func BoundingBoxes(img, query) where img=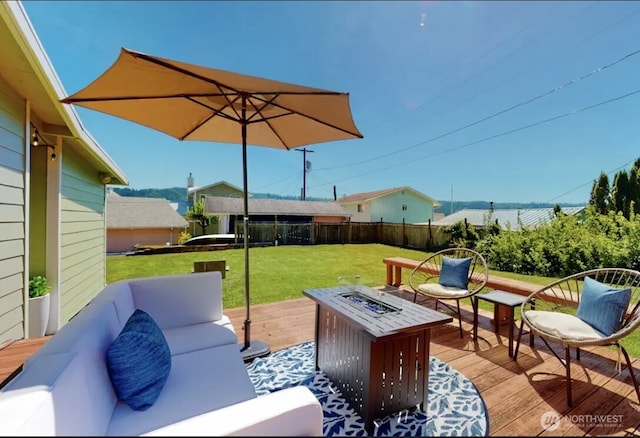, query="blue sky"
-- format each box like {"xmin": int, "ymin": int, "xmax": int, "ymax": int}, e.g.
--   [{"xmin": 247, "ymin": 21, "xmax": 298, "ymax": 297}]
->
[{"xmin": 22, "ymin": 1, "xmax": 640, "ymax": 204}]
